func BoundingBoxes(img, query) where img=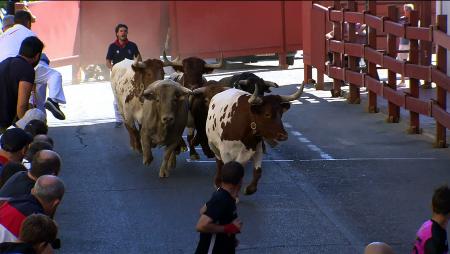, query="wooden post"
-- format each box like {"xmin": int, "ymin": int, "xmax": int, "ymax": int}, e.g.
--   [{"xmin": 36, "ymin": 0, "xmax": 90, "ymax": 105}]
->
[
  {"xmin": 386, "ymin": 5, "xmax": 400, "ymax": 122},
  {"xmin": 316, "ymin": 69, "xmax": 324, "ymax": 90},
  {"xmin": 419, "ymin": 1, "xmax": 433, "ymax": 89},
  {"xmin": 407, "ymin": 10, "xmax": 421, "ymax": 134},
  {"xmin": 347, "ymin": 0, "xmax": 360, "ymax": 104},
  {"xmin": 435, "ymin": 15, "xmax": 447, "ymax": 147},
  {"xmin": 331, "ymin": 0, "xmax": 343, "ymax": 97},
  {"xmin": 367, "ymin": 0, "xmax": 379, "ymax": 113}
]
